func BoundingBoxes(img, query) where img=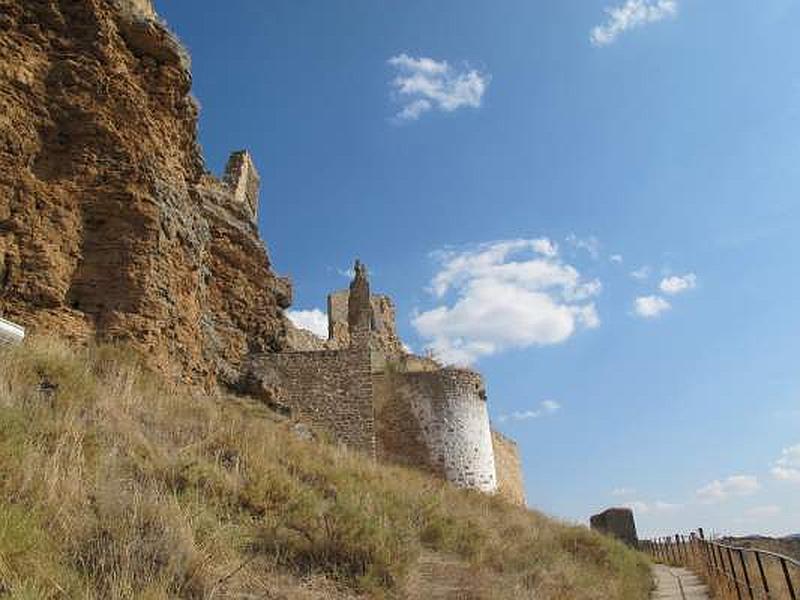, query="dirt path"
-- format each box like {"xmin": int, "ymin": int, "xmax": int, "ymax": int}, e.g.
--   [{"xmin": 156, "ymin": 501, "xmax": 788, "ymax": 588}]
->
[
  {"xmin": 652, "ymin": 564, "xmax": 710, "ymax": 599},
  {"xmin": 403, "ymin": 550, "xmax": 479, "ymax": 599}
]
